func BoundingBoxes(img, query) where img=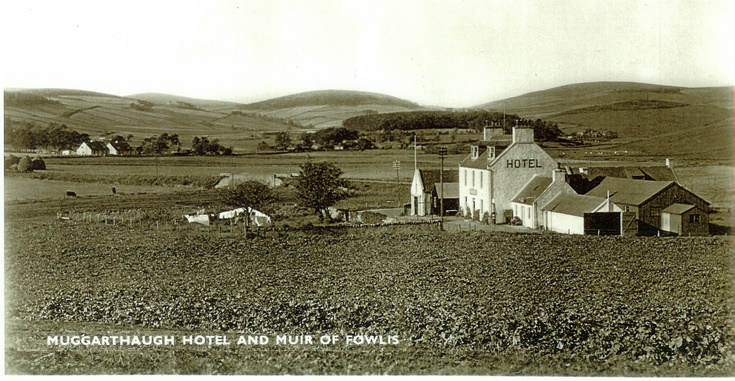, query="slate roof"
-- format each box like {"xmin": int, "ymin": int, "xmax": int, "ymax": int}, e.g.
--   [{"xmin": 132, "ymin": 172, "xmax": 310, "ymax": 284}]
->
[
  {"xmin": 433, "ymin": 182, "xmax": 460, "ymax": 199},
  {"xmin": 418, "ymin": 169, "xmax": 458, "ymax": 192},
  {"xmin": 84, "ymin": 141, "xmax": 109, "ymax": 151},
  {"xmin": 542, "ymin": 194, "xmax": 608, "ymax": 217},
  {"xmin": 511, "ymin": 176, "xmax": 553, "ymax": 205},
  {"xmin": 479, "ymin": 135, "xmax": 513, "ymax": 147},
  {"xmin": 109, "ymin": 141, "xmax": 133, "ymax": 151},
  {"xmin": 586, "ymin": 177, "xmax": 674, "ymax": 206},
  {"xmin": 459, "ymin": 149, "xmax": 491, "ymax": 169},
  {"xmin": 662, "ymin": 203, "xmax": 696, "ymax": 215},
  {"xmin": 571, "ymin": 165, "xmax": 677, "ymax": 182}
]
